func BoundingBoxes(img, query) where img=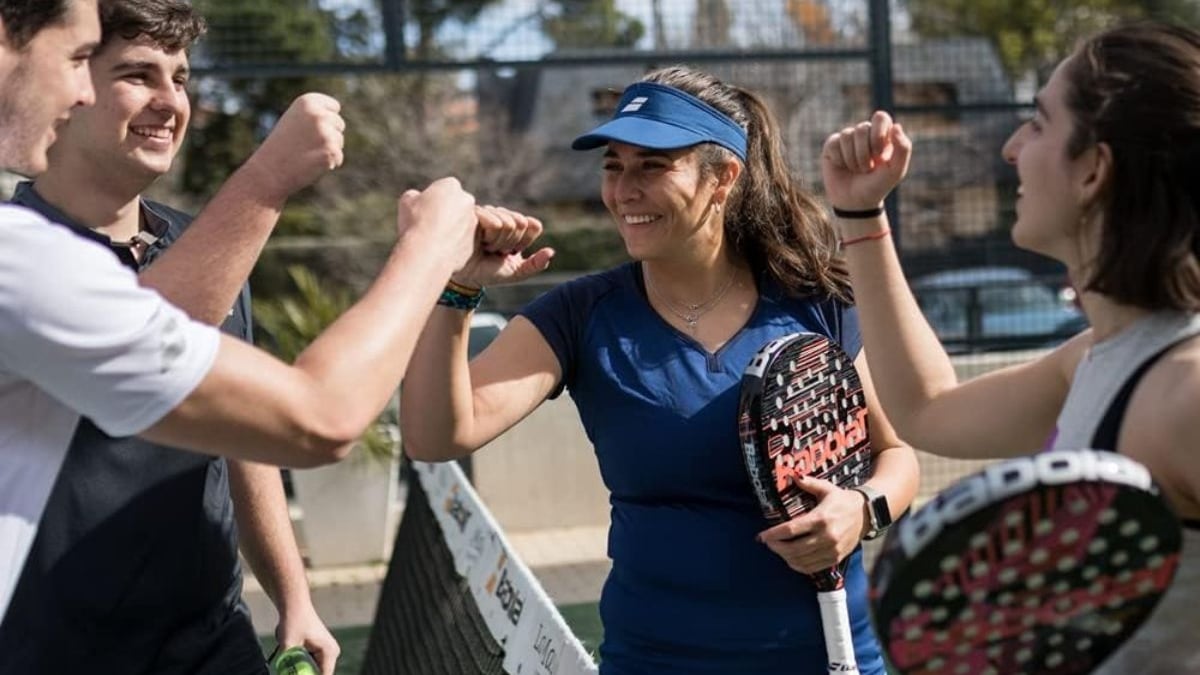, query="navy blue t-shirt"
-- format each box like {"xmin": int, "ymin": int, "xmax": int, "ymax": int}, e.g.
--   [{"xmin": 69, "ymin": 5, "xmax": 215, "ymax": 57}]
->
[{"xmin": 521, "ymin": 262, "xmax": 885, "ymax": 675}]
